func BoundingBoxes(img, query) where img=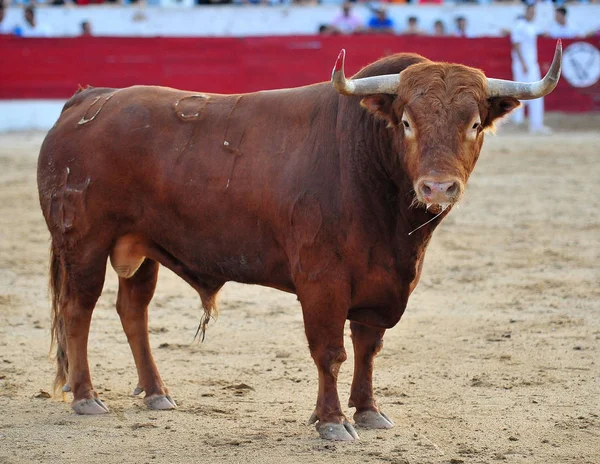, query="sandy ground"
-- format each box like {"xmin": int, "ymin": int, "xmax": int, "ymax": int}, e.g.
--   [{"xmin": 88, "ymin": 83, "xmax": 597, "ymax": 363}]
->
[{"xmin": 0, "ymin": 114, "xmax": 599, "ymax": 464}]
